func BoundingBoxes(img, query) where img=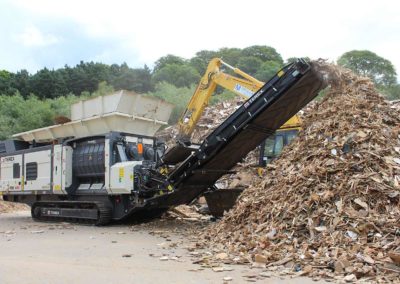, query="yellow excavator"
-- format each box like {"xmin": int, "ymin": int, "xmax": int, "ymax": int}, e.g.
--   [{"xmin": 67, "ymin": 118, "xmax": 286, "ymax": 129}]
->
[{"xmin": 178, "ymin": 58, "xmax": 302, "ymax": 167}]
